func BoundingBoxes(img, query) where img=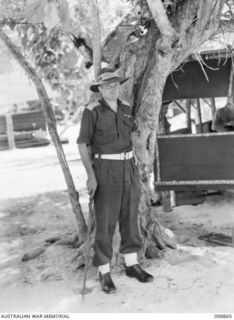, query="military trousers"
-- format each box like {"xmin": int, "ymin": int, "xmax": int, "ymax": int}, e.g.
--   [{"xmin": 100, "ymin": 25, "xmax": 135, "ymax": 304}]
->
[{"xmin": 92, "ymin": 157, "xmax": 142, "ymax": 267}]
